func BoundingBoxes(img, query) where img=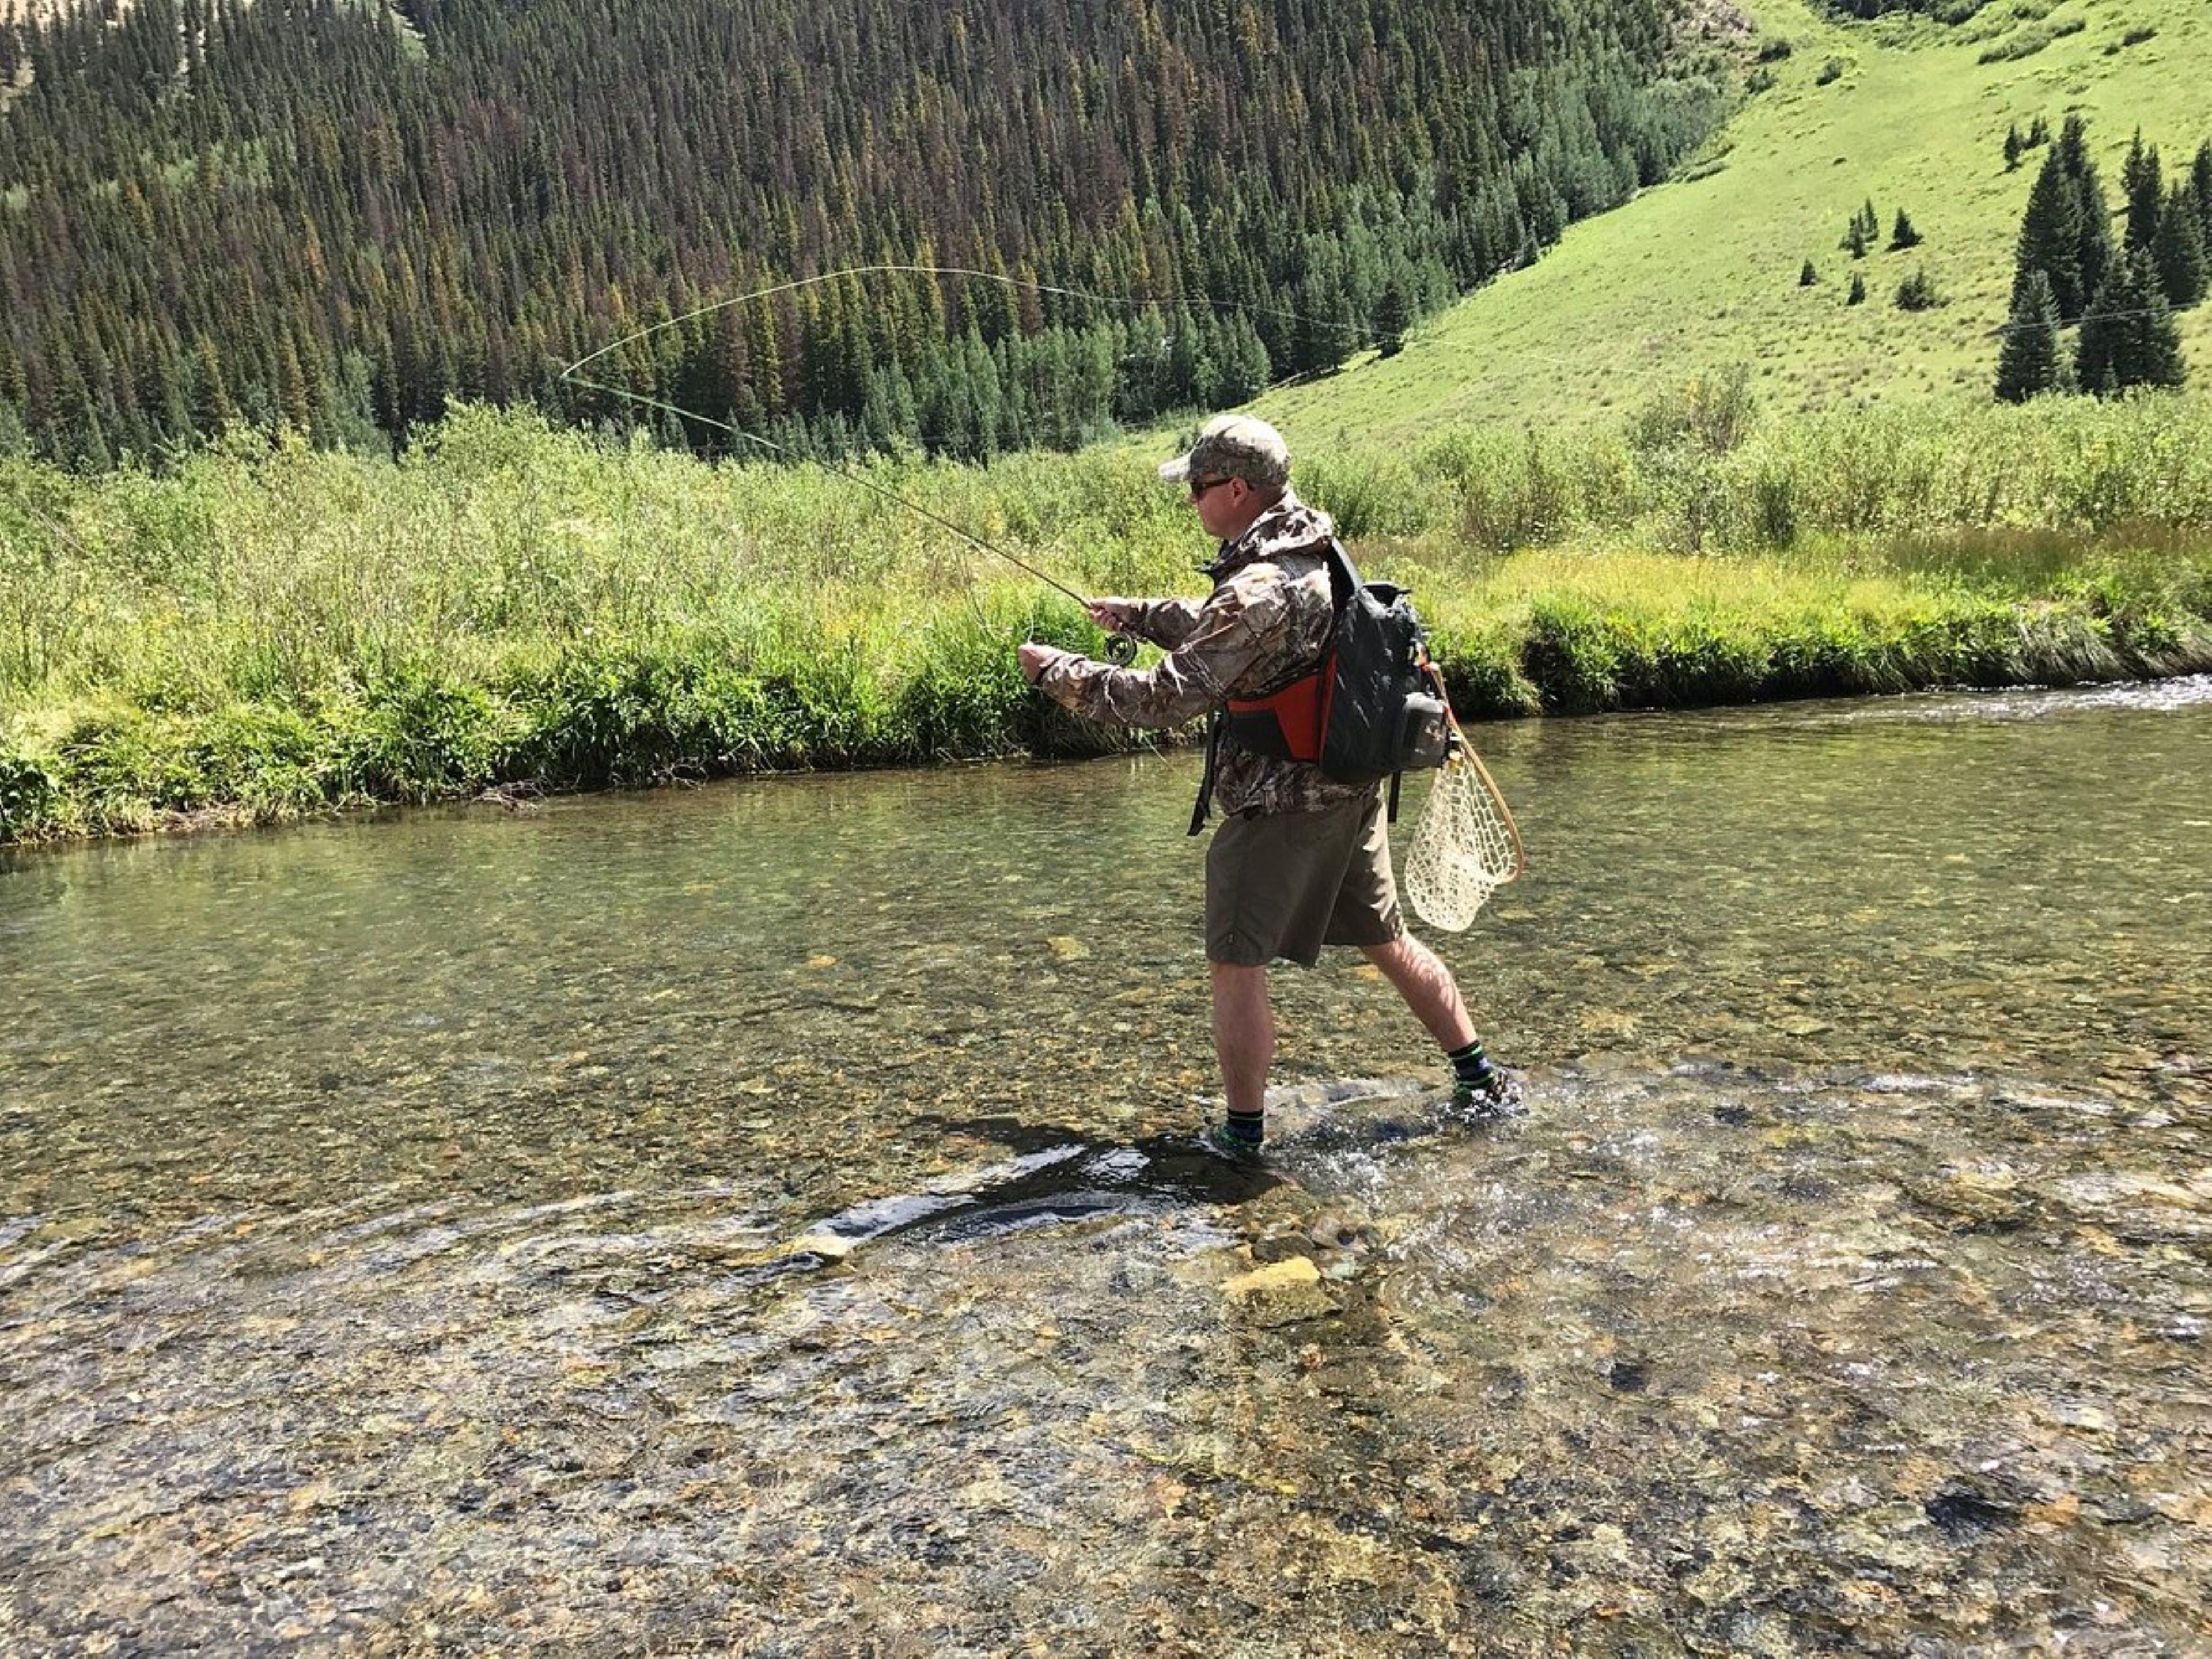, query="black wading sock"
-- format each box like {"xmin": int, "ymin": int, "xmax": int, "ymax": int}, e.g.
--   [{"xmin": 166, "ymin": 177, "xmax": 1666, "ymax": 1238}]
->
[
  {"xmin": 1446, "ymin": 1039, "xmax": 1495, "ymax": 1086},
  {"xmin": 1223, "ymin": 1108, "xmax": 1266, "ymax": 1147},
  {"xmin": 1448, "ymin": 1038, "xmax": 1523, "ymax": 1112}
]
